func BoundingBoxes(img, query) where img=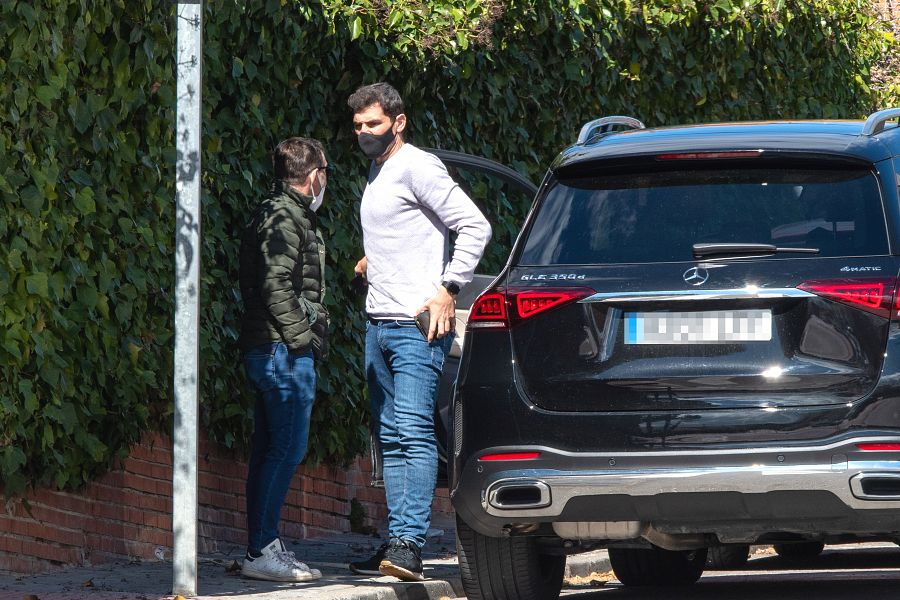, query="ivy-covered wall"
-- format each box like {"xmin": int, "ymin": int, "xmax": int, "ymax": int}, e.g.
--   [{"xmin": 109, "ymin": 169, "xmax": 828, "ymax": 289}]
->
[{"xmin": 1, "ymin": 0, "xmax": 896, "ymax": 497}]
